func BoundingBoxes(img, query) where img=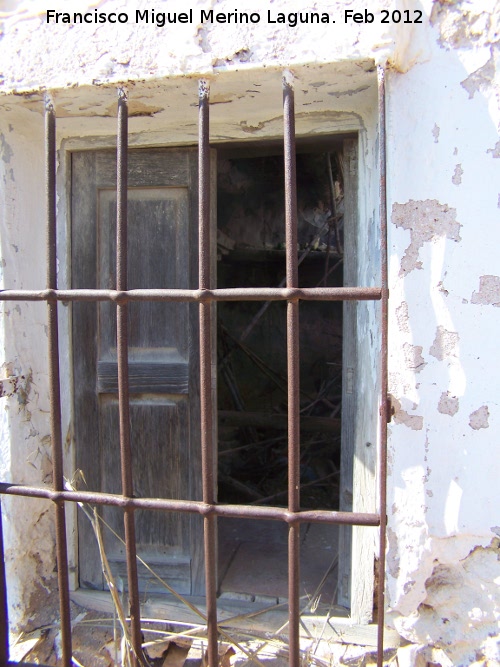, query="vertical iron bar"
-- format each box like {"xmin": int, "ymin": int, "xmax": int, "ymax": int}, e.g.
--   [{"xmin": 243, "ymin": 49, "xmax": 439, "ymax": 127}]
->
[
  {"xmin": 0, "ymin": 499, "xmax": 9, "ymax": 663},
  {"xmin": 377, "ymin": 65, "xmax": 388, "ymax": 666},
  {"xmin": 283, "ymin": 73, "xmax": 301, "ymax": 667},
  {"xmin": 198, "ymin": 79, "xmax": 218, "ymax": 667},
  {"xmin": 116, "ymin": 89, "xmax": 143, "ymax": 667},
  {"xmin": 45, "ymin": 97, "xmax": 72, "ymax": 667}
]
